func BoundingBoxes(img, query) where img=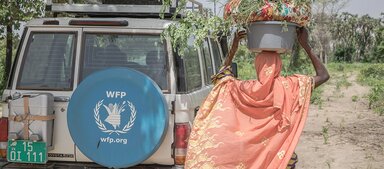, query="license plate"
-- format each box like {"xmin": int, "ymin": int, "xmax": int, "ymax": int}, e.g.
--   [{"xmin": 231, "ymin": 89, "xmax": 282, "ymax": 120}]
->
[{"xmin": 7, "ymin": 140, "xmax": 47, "ymax": 164}]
